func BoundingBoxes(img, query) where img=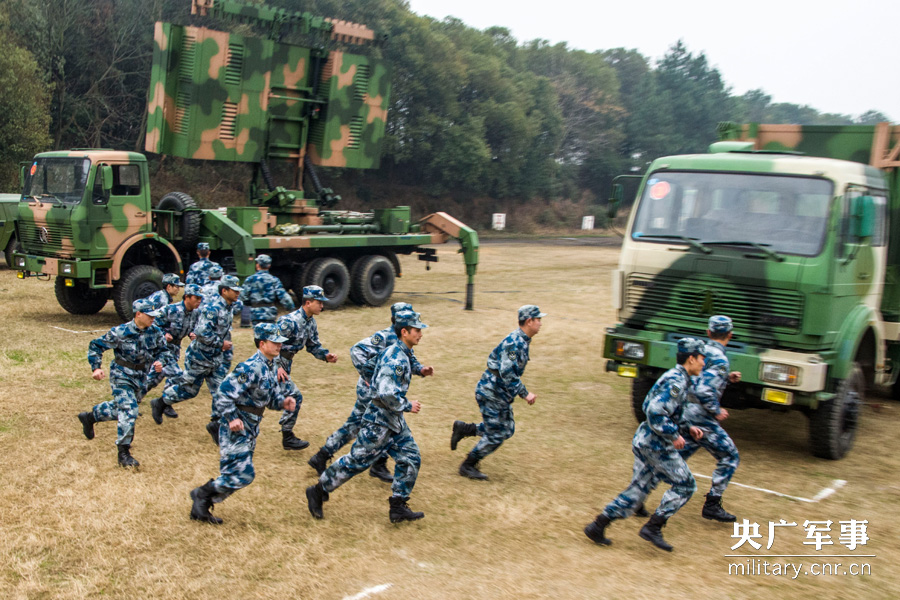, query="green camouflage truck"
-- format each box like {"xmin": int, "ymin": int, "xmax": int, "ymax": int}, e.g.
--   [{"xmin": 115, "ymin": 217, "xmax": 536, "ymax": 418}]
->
[
  {"xmin": 603, "ymin": 122, "xmax": 900, "ymax": 459},
  {"xmin": 11, "ymin": 0, "xmax": 478, "ymax": 320},
  {"xmin": 0, "ymin": 193, "xmax": 20, "ymax": 267}
]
